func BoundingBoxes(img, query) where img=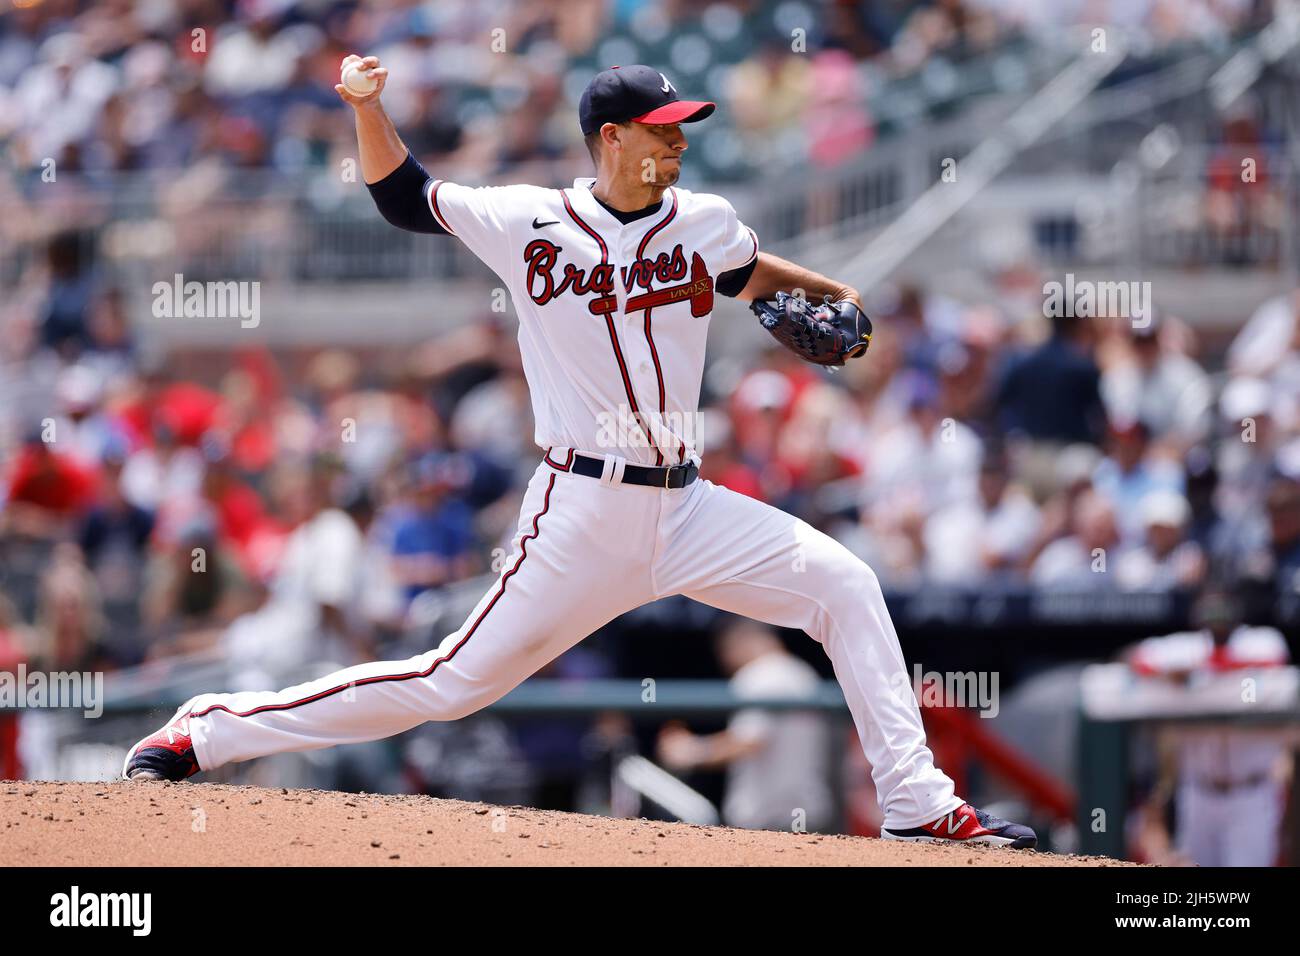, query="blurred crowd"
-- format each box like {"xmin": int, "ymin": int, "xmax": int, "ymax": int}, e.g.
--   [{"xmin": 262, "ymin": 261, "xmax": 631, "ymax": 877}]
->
[
  {"xmin": 0, "ymin": 297, "xmax": 535, "ymax": 681},
  {"xmin": 715, "ymin": 282, "xmax": 1300, "ymax": 599},
  {"xmin": 0, "ymin": 0, "xmax": 1281, "ymax": 189}
]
